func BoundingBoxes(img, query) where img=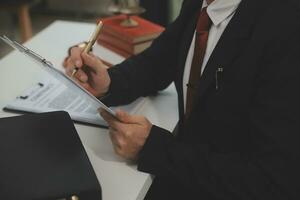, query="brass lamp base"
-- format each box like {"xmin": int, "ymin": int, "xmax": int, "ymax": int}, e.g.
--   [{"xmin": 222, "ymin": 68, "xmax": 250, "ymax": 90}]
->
[
  {"xmin": 108, "ymin": 1, "xmax": 146, "ymax": 27},
  {"xmin": 120, "ymin": 16, "xmax": 139, "ymax": 27}
]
